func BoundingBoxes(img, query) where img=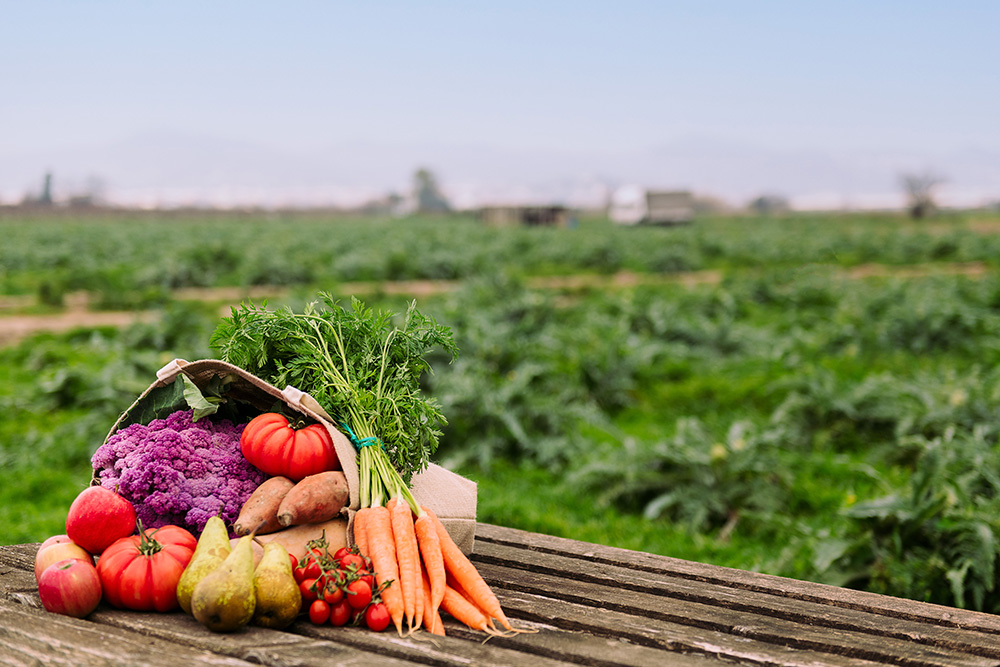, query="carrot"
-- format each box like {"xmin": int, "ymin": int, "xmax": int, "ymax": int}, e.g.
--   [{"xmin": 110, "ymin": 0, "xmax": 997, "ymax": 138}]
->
[
  {"xmin": 366, "ymin": 505, "xmax": 404, "ymax": 635},
  {"xmin": 421, "ymin": 564, "xmax": 445, "ymax": 636},
  {"xmin": 353, "ymin": 507, "xmax": 371, "ymax": 559},
  {"xmin": 390, "ymin": 496, "xmax": 419, "ymax": 632},
  {"xmin": 426, "ymin": 508, "xmax": 513, "ymax": 632},
  {"xmin": 415, "ymin": 510, "xmax": 445, "ymax": 619},
  {"xmin": 440, "ymin": 584, "xmax": 498, "ymax": 635}
]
